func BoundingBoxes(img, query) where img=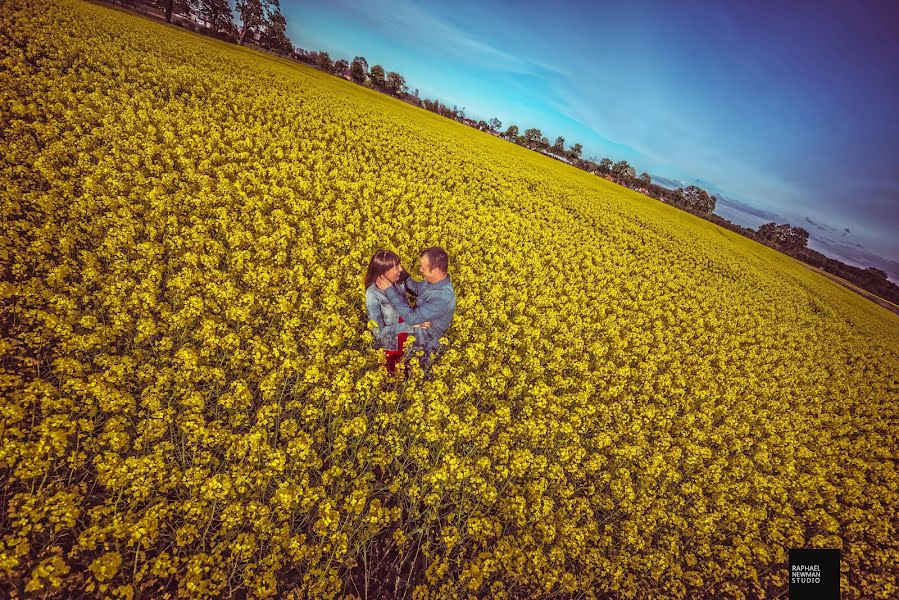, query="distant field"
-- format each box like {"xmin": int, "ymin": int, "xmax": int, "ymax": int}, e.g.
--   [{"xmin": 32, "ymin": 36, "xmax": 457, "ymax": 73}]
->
[
  {"xmin": 2, "ymin": 0, "xmax": 898, "ymax": 598},
  {"xmin": 799, "ymin": 262, "xmax": 899, "ymax": 315}
]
